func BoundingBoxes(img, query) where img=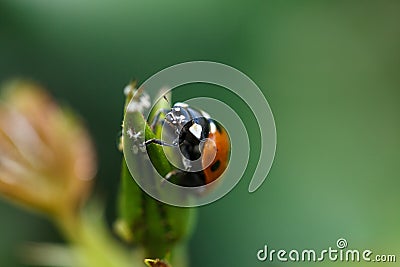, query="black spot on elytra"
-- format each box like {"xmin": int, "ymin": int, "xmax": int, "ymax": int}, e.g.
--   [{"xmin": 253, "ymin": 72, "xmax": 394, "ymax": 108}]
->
[{"xmin": 210, "ymin": 160, "xmax": 221, "ymax": 172}]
